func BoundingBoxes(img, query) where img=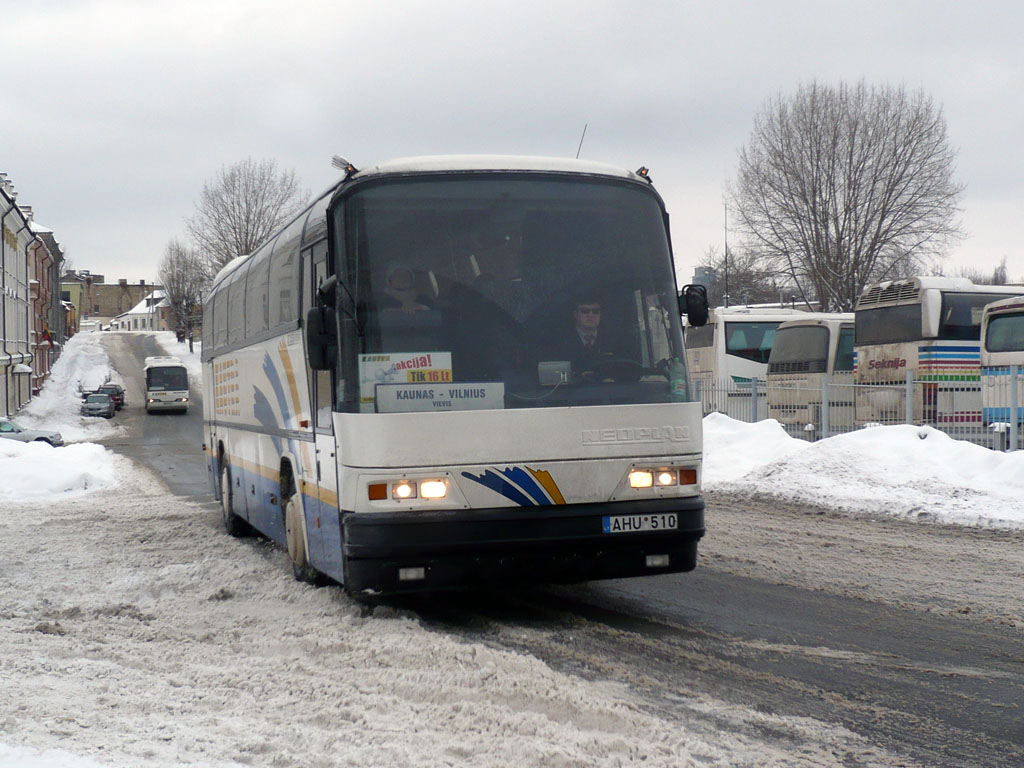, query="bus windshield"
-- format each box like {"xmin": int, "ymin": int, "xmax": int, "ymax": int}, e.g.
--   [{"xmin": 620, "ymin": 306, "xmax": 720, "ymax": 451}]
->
[
  {"xmin": 940, "ymin": 292, "xmax": 1021, "ymax": 340},
  {"xmin": 855, "ymin": 304, "xmax": 922, "ymax": 345},
  {"xmin": 147, "ymin": 366, "xmax": 188, "ymax": 391},
  {"xmin": 334, "ymin": 175, "xmax": 688, "ymax": 412},
  {"xmin": 986, "ymin": 311, "xmax": 1024, "ymax": 353},
  {"xmin": 769, "ymin": 326, "xmax": 829, "ymax": 371},
  {"xmin": 724, "ymin": 321, "xmax": 780, "ymax": 364}
]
